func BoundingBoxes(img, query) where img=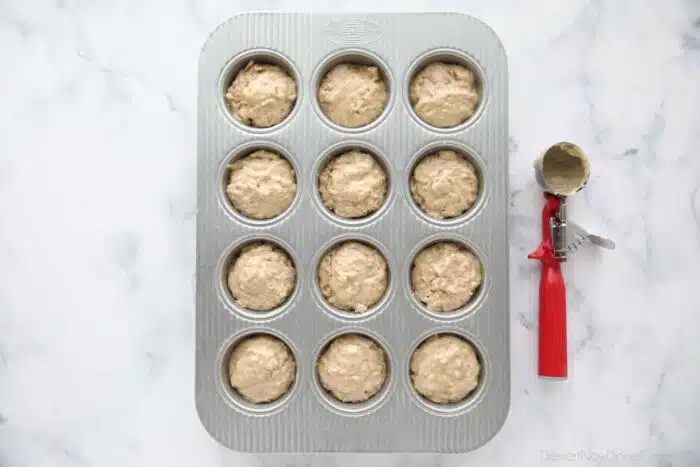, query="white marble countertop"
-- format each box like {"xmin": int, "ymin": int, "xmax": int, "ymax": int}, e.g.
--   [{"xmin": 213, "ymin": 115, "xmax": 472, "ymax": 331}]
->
[{"xmin": 1, "ymin": 1, "xmax": 700, "ymax": 466}]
